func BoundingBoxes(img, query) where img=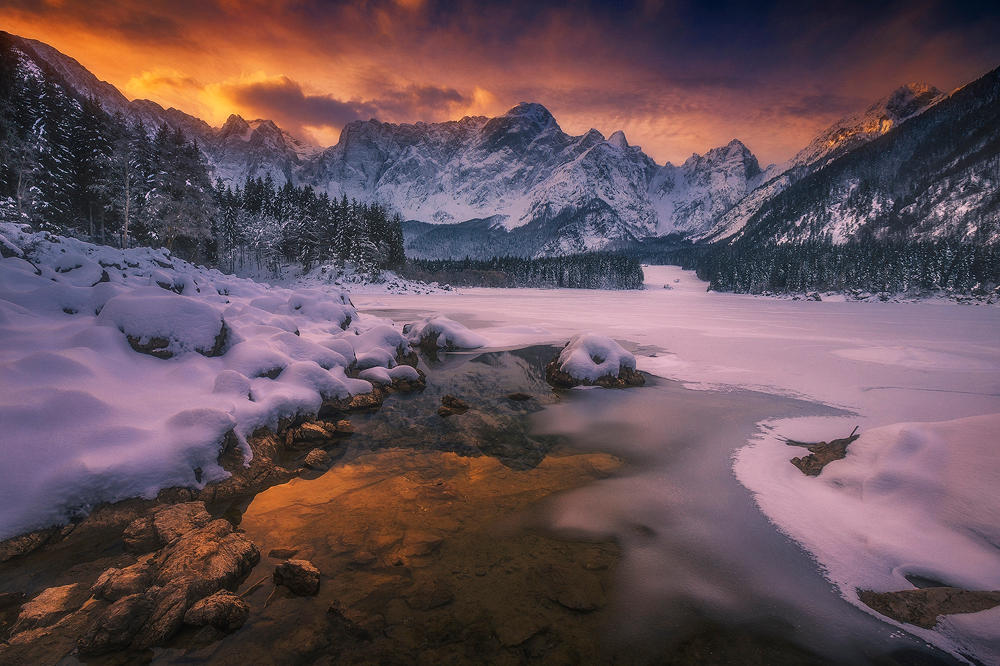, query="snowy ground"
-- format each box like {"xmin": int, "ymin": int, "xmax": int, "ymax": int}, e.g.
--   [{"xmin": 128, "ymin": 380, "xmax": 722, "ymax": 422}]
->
[
  {"xmin": 3, "ymin": 227, "xmax": 998, "ymax": 661},
  {"xmin": 353, "ymin": 265, "xmax": 1000, "ymax": 662}
]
